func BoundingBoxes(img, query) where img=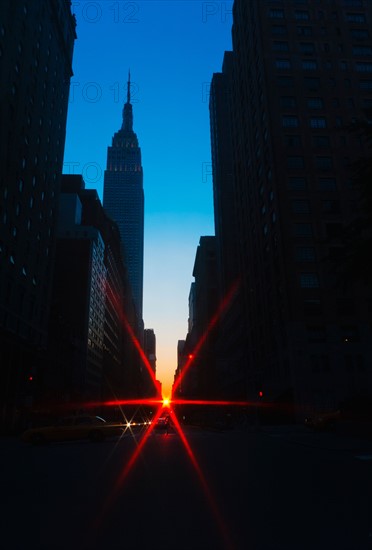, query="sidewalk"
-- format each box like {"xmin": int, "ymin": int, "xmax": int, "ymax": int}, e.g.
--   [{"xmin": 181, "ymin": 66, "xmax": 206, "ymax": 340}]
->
[{"xmin": 261, "ymin": 423, "xmax": 372, "ymax": 453}]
